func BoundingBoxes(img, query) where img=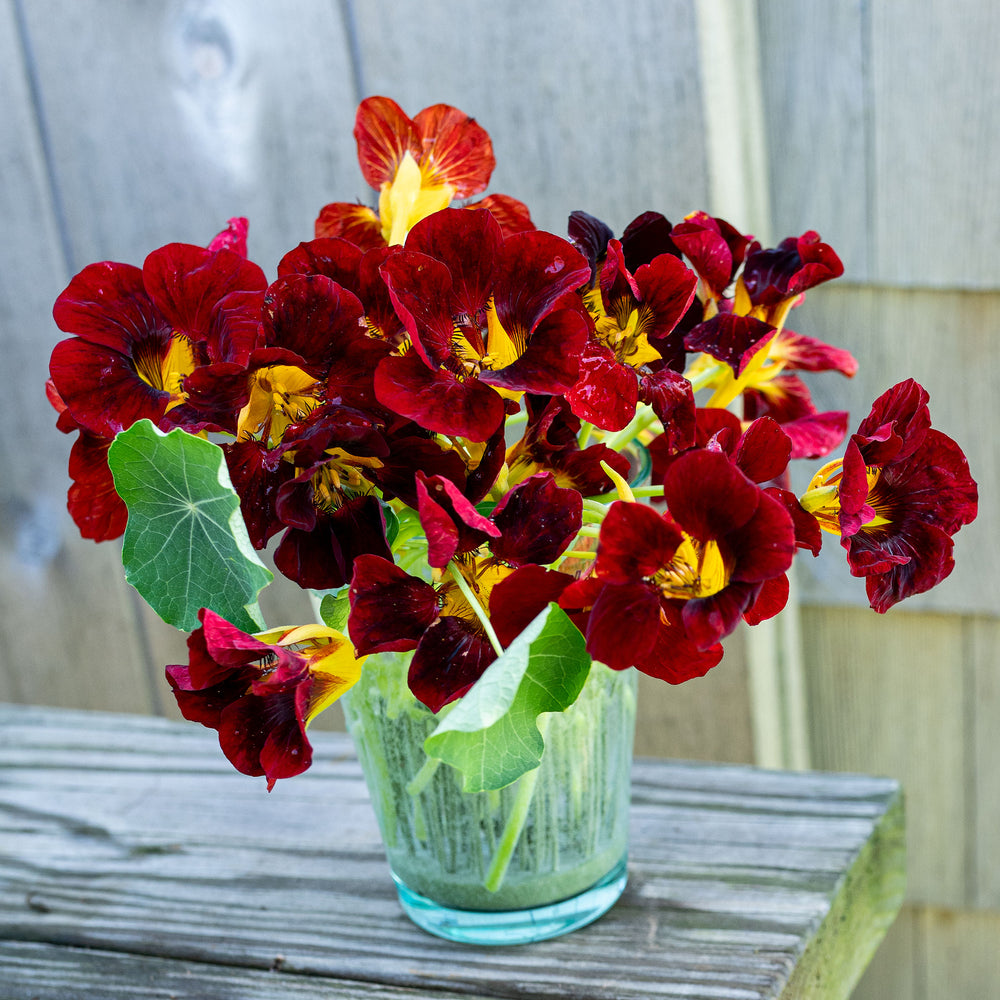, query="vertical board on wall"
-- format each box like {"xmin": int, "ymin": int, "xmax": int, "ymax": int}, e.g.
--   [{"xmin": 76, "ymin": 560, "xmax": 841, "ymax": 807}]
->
[
  {"xmin": 0, "ymin": 0, "xmax": 157, "ymax": 712},
  {"xmin": 802, "ymin": 606, "xmax": 967, "ymax": 907},
  {"xmin": 969, "ymin": 615, "xmax": 1000, "ymax": 909},
  {"xmin": 871, "ymin": 0, "xmax": 1000, "ymax": 289},
  {"xmin": 4, "ymin": 0, "xmax": 360, "ymax": 709},
  {"xmin": 349, "ymin": 0, "xmax": 711, "ymax": 236},
  {"xmin": 20, "ymin": 0, "xmax": 362, "ymax": 272},
  {"xmin": 756, "ymin": 0, "xmax": 869, "ymax": 281}
]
